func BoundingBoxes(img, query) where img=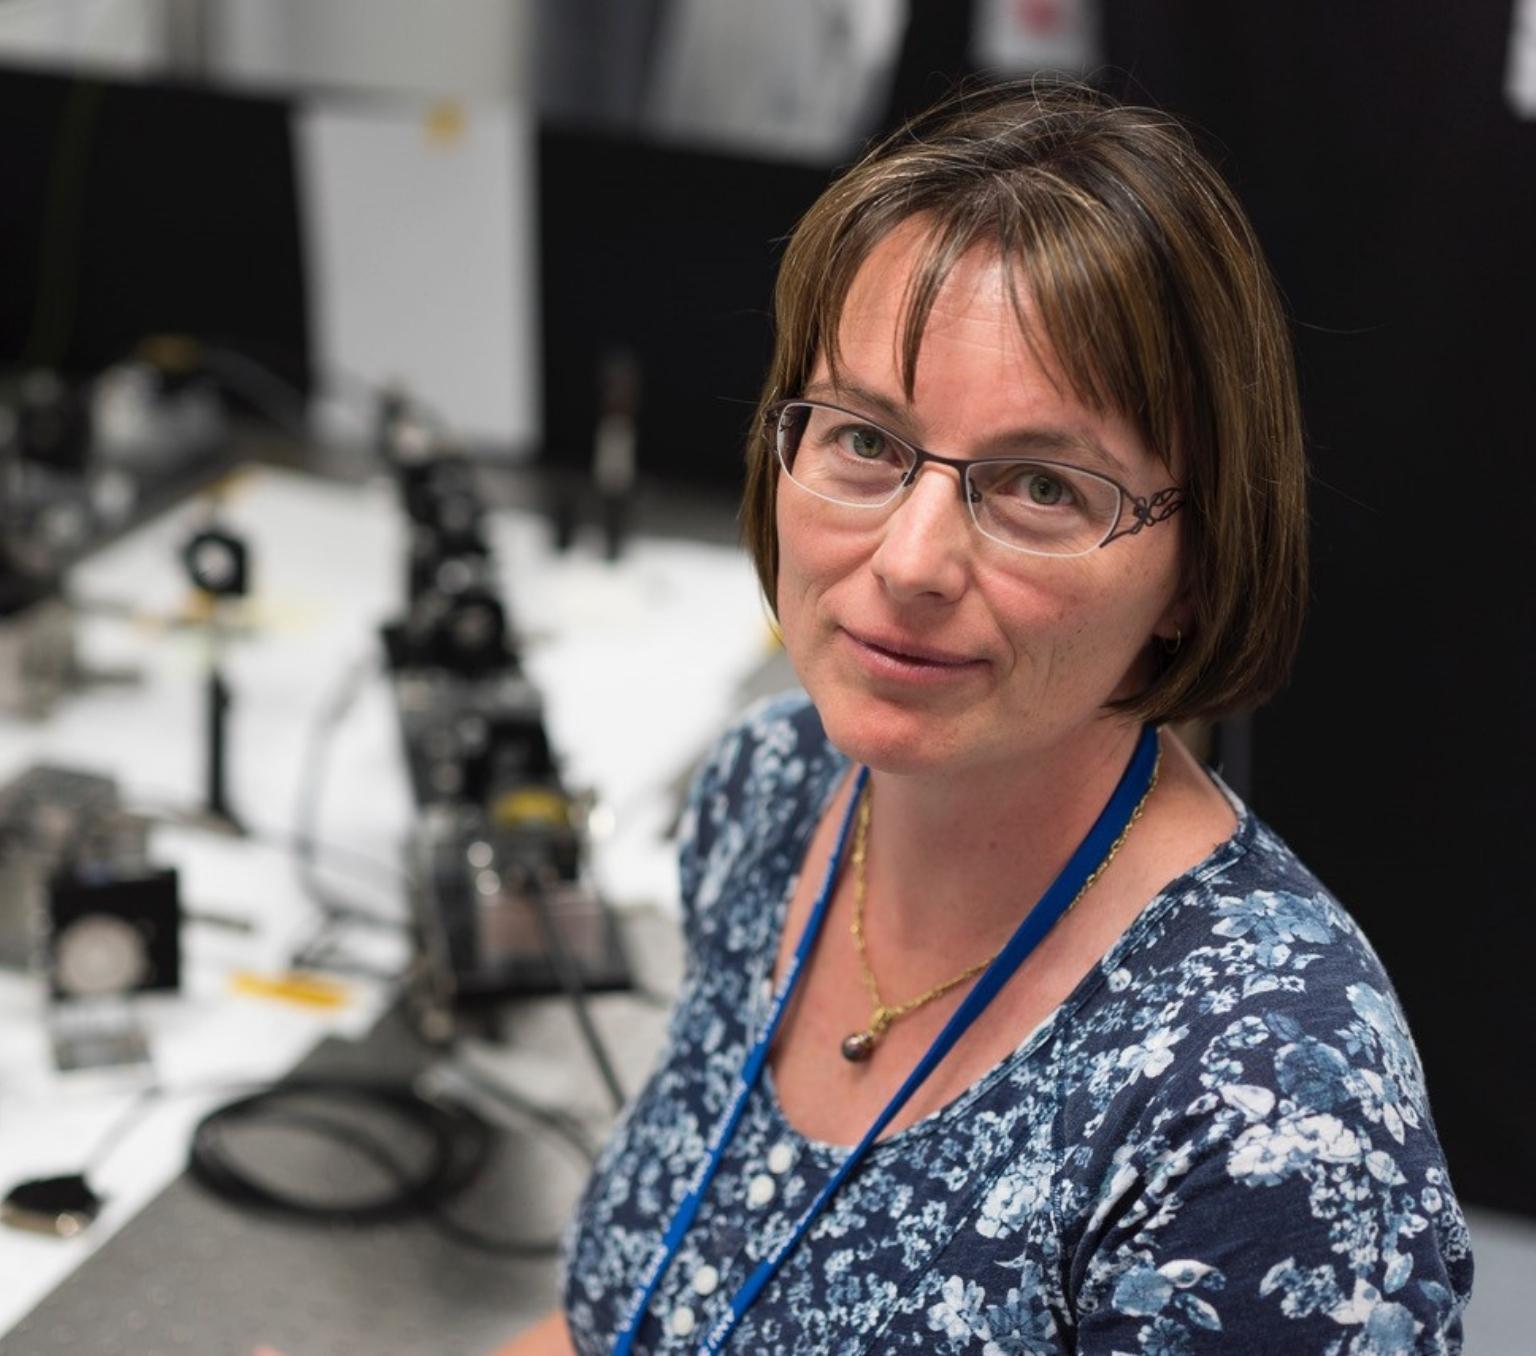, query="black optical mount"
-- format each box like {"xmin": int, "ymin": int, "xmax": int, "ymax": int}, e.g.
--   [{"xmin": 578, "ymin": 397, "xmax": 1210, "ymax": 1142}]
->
[{"xmin": 179, "ymin": 520, "xmax": 251, "ymax": 832}]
